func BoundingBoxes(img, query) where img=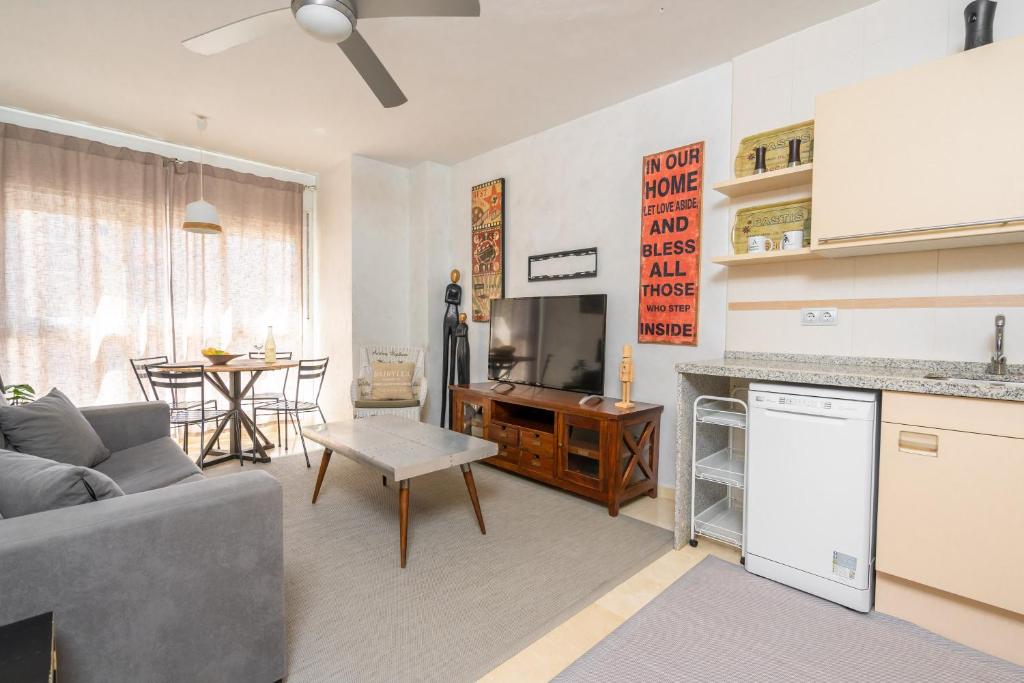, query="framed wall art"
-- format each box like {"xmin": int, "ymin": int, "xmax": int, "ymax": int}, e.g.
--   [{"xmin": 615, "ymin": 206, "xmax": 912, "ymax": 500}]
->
[
  {"xmin": 638, "ymin": 141, "xmax": 704, "ymax": 346},
  {"xmin": 471, "ymin": 177, "xmax": 505, "ymax": 321}
]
